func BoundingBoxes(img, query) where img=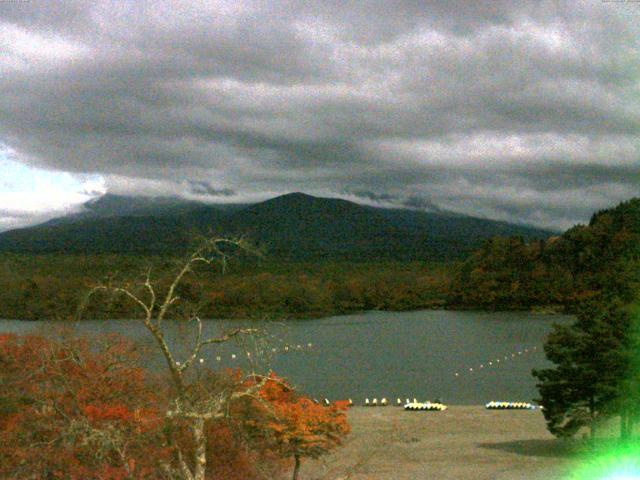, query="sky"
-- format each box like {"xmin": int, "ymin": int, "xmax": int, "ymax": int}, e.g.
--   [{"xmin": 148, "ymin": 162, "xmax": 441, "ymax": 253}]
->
[{"xmin": 0, "ymin": 0, "xmax": 639, "ymax": 232}]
